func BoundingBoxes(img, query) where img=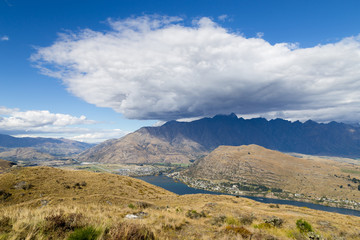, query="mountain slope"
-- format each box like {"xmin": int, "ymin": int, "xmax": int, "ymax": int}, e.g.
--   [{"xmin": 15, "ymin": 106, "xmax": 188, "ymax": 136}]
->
[
  {"xmin": 0, "ymin": 134, "xmax": 93, "ymax": 156},
  {"xmin": 79, "ymin": 114, "xmax": 360, "ymax": 164},
  {"xmin": 145, "ymin": 114, "xmax": 360, "ymax": 157},
  {"xmin": 0, "ymin": 166, "xmax": 175, "ymax": 207},
  {"xmin": 0, "ymin": 147, "xmax": 56, "ymax": 161},
  {"xmin": 181, "ymin": 145, "xmax": 360, "ymax": 208},
  {"xmin": 78, "ymin": 128, "xmax": 207, "ymax": 163}
]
